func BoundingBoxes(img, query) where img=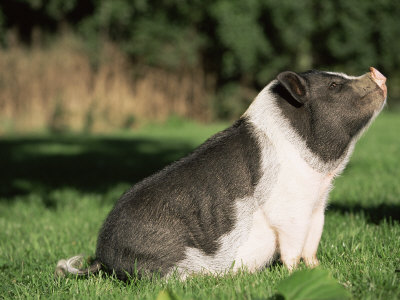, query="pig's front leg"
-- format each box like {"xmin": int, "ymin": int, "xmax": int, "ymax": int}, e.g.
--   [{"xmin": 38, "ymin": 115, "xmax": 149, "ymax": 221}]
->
[
  {"xmin": 301, "ymin": 184, "xmax": 330, "ymax": 268},
  {"xmin": 301, "ymin": 203, "xmax": 325, "ymax": 268},
  {"xmin": 277, "ymin": 216, "xmax": 310, "ymax": 271}
]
